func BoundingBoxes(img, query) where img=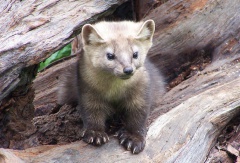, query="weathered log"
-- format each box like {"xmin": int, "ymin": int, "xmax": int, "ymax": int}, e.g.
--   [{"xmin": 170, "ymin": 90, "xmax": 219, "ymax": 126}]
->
[
  {"xmin": 0, "ymin": 0, "xmax": 127, "ymax": 101},
  {"xmin": 33, "ymin": 56, "xmax": 78, "ymax": 116},
  {"xmin": 1, "ymin": 56, "xmax": 240, "ymax": 162},
  {"xmin": 134, "ymin": 0, "xmax": 167, "ymax": 20},
  {"xmin": 146, "ymin": 0, "xmax": 240, "ymax": 82},
  {"xmin": 0, "ymin": 0, "xmax": 240, "ymax": 162},
  {"xmin": 0, "ymin": 0, "xmax": 128, "ymax": 150}
]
